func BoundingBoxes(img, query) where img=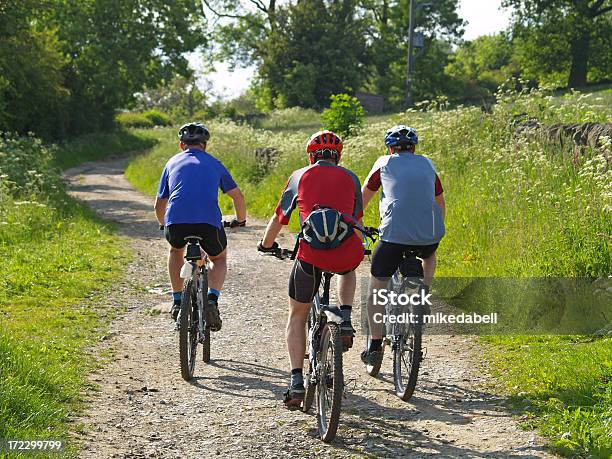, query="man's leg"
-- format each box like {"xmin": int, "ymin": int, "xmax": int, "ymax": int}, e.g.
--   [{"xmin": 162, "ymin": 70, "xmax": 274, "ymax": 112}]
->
[
  {"xmin": 207, "ymin": 250, "xmax": 227, "ymax": 292},
  {"xmin": 366, "ymin": 275, "xmax": 389, "ymax": 340},
  {"xmin": 168, "ymin": 246, "xmax": 185, "ymax": 293},
  {"xmin": 337, "ymin": 270, "xmax": 356, "ymax": 305},
  {"xmin": 338, "ymin": 271, "xmax": 357, "ymax": 349},
  {"xmin": 284, "ymin": 260, "xmax": 319, "ymax": 407},
  {"xmin": 205, "ymin": 250, "xmax": 227, "ymax": 332},
  {"xmin": 285, "ymin": 298, "xmax": 310, "ymax": 407},
  {"xmin": 422, "ymin": 251, "xmax": 436, "ymax": 288},
  {"xmin": 362, "ymin": 241, "xmax": 402, "ymax": 365},
  {"xmin": 286, "ymin": 298, "xmax": 311, "ymax": 371},
  {"xmin": 168, "ymin": 246, "xmax": 185, "ymax": 319}
]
